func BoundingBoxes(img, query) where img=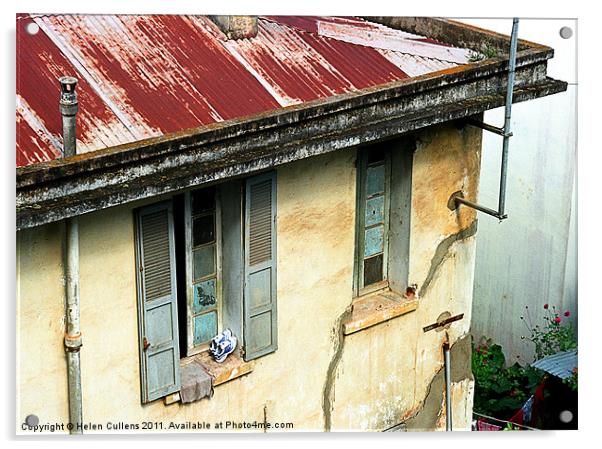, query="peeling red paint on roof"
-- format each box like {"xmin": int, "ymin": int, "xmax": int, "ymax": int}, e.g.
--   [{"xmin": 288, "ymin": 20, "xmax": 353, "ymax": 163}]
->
[
  {"xmin": 225, "ymin": 19, "xmax": 410, "ymax": 106},
  {"xmin": 16, "ymin": 14, "xmax": 135, "ymax": 164},
  {"xmin": 16, "ymin": 14, "xmax": 471, "ymax": 168}
]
